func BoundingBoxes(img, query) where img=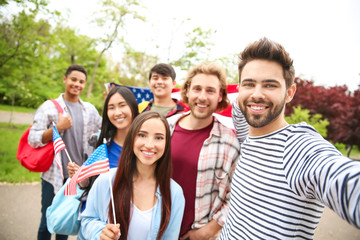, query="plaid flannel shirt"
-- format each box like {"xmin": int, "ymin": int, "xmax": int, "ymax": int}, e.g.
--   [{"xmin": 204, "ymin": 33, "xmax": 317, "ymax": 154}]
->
[
  {"xmin": 28, "ymin": 93, "xmax": 102, "ymax": 194},
  {"xmin": 167, "ymin": 112, "xmax": 241, "ymax": 231}
]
